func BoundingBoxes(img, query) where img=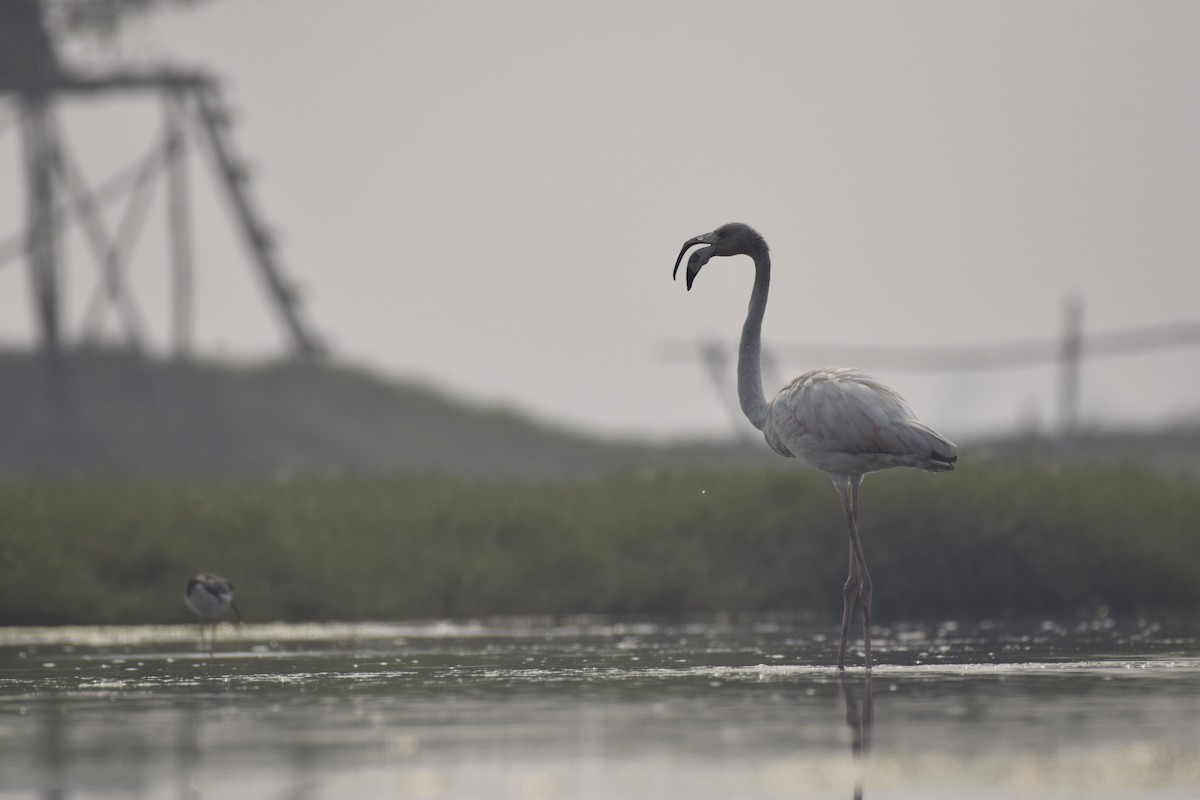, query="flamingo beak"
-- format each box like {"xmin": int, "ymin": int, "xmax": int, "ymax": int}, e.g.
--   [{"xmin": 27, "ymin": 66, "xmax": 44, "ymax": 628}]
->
[{"xmin": 673, "ymin": 233, "xmax": 715, "ymax": 291}]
